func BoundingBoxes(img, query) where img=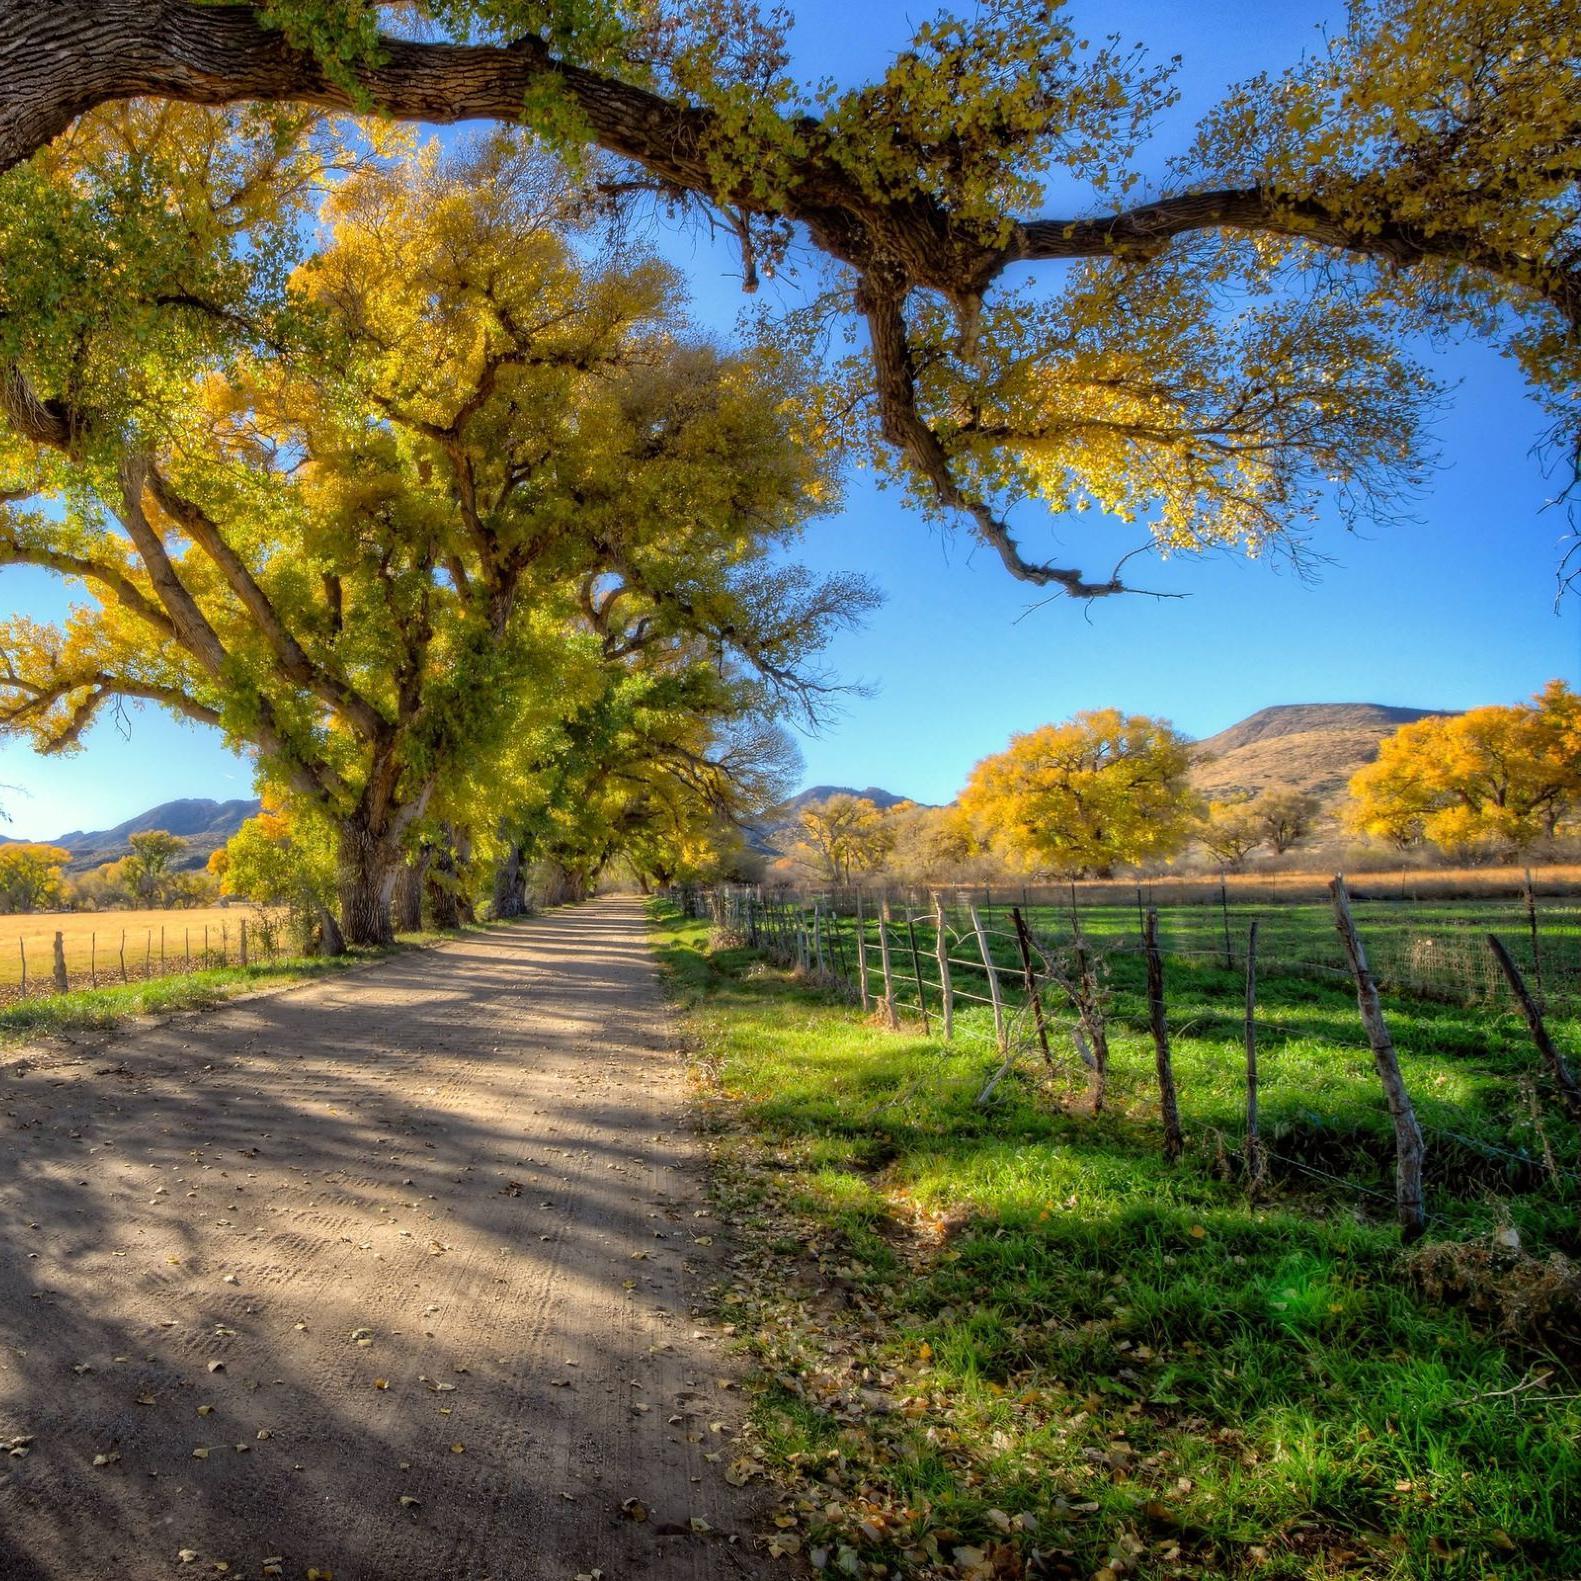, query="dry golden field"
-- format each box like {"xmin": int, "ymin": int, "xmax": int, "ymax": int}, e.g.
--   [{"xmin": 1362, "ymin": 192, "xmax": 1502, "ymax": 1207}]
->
[
  {"xmin": 925, "ymin": 863, "xmax": 1581, "ymax": 909},
  {"xmin": 0, "ymin": 905, "xmax": 259, "ymax": 989}
]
